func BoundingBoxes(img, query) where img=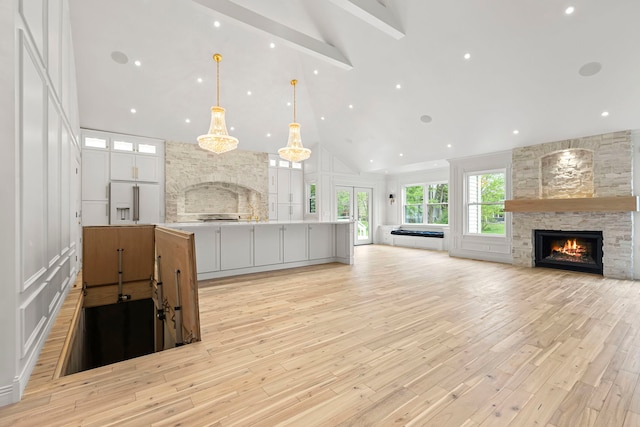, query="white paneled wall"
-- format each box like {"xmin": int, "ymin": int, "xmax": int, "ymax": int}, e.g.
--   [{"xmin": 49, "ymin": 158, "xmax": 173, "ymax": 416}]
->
[{"xmin": 0, "ymin": 0, "xmax": 81, "ymax": 406}]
